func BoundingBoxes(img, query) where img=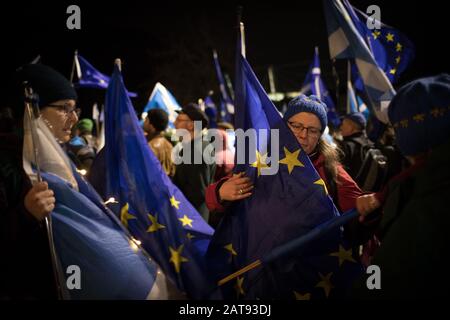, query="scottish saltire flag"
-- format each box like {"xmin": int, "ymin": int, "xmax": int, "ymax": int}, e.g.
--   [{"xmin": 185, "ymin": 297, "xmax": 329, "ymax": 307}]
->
[
  {"xmin": 23, "ymin": 114, "xmax": 161, "ymax": 299},
  {"xmin": 342, "ymin": 0, "xmax": 415, "ymax": 87},
  {"xmin": 74, "ymin": 53, "xmax": 137, "ymax": 97},
  {"xmin": 141, "ymin": 82, "xmax": 181, "ymax": 128},
  {"xmin": 103, "ymin": 63, "xmax": 218, "ymax": 299},
  {"xmin": 300, "ymin": 47, "xmax": 341, "ymax": 128},
  {"xmin": 204, "ymin": 95, "xmax": 218, "ymax": 128},
  {"xmin": 347, "ymin": 63, "xmax": 370, "ymax": 119},
  {"xmin": 207, "ymin": 37, "xmax": 363, "ymax": 299},
  {"xmin": 323, "ymin": 0, "xmax": 396, "ymax": 124},
  {"xmin": 213, "ymin": 50, "xmax": 235, "ymax": 123}
]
